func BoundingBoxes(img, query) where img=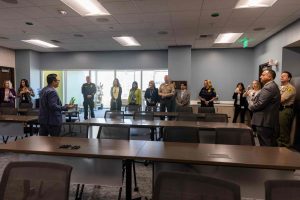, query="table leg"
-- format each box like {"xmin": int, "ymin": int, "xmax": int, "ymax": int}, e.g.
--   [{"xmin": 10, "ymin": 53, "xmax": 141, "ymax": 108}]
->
[
  {"xmin": 150, "ymin": 127, "xmax": 155, "ymax": 141},
  {"xmin": 125, "ymin": 159, "xmax": 132, "ymax": 200}
]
